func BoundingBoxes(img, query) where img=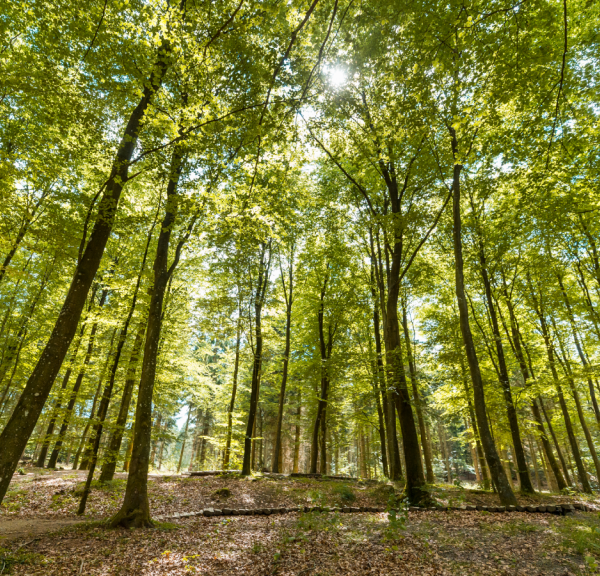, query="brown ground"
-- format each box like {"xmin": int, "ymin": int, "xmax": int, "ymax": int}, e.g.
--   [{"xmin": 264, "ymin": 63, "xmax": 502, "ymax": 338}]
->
[{"xmin": 1, "ymin": 470, "xmax": 598, "ymax": 574}]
